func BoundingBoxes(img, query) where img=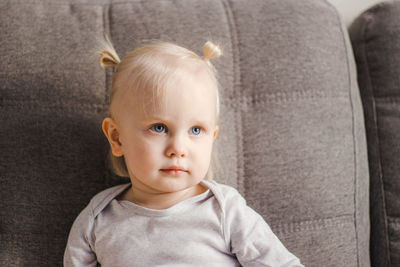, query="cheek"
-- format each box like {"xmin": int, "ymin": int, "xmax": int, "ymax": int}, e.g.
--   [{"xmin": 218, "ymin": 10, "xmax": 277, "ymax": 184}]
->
[
  {"xmin": 193, "ymin": 138, "xmax": 214, "ymax": 166},
  {"xmin": 122, "ymin": 134, "xmax": 163, "ymax": 170}
]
